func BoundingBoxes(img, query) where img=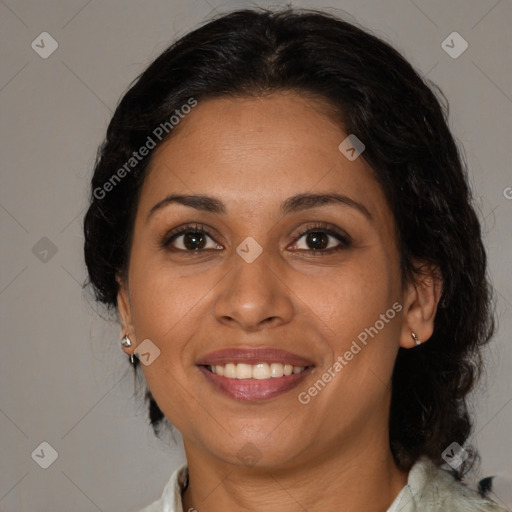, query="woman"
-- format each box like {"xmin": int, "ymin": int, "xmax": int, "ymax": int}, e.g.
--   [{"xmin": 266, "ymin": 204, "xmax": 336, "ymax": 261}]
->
[{"xmin": 83, "ymin": 8, "xmax": 506, "ymax": 512}]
